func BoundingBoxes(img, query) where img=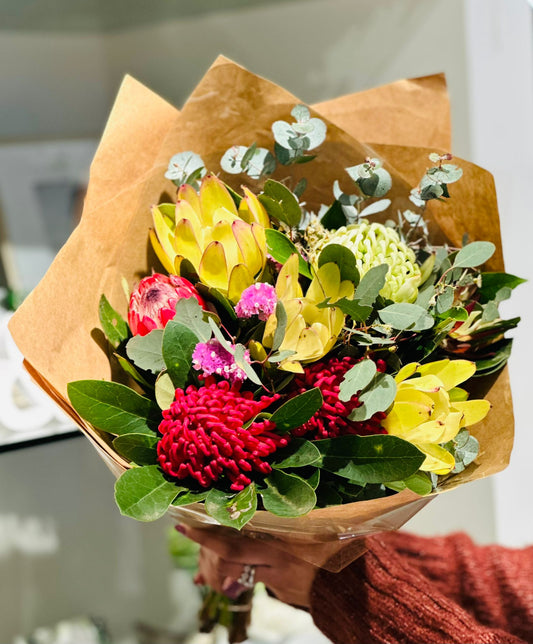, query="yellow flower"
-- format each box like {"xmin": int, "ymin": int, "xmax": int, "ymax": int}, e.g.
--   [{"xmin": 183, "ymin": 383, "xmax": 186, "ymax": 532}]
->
[
  {"xmin": 262, "ymin": 254, "xmax": 354, "ymax": 372},
  {"xmin": 307, "ymin": 220, "xmax": 422, "ymax": 303},
  {"xmin": 150, "ymin": 175, "xmax": 269, "ymax": 302},
  {"xmin": 382, "ymin": 359, "xmax": 490, "ymax": 475}
]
